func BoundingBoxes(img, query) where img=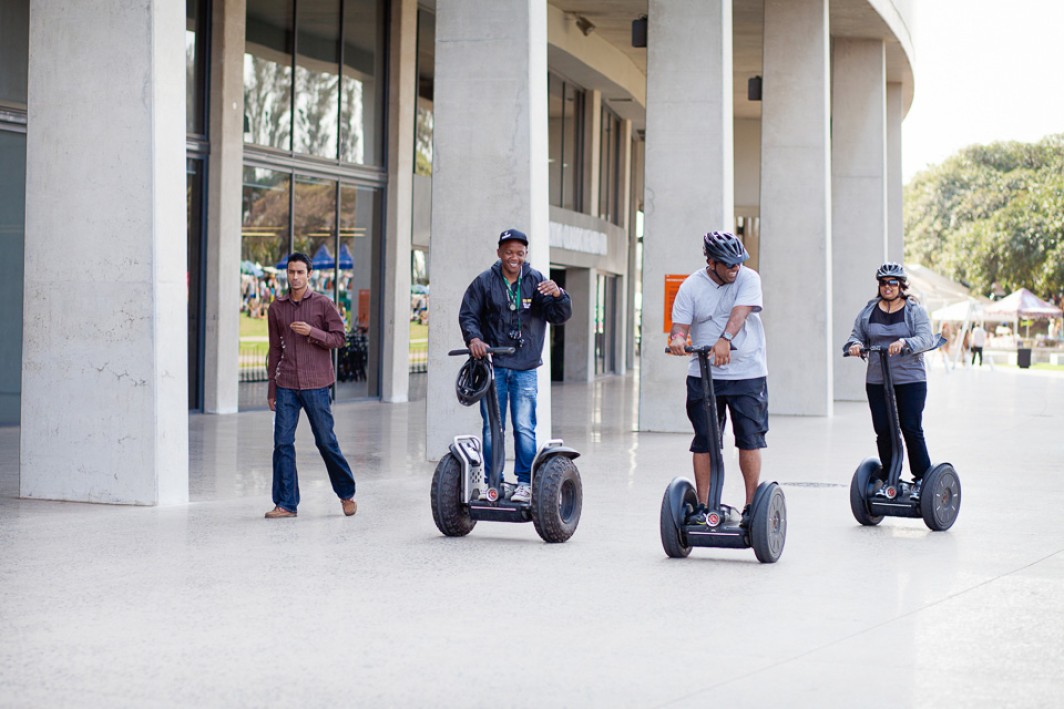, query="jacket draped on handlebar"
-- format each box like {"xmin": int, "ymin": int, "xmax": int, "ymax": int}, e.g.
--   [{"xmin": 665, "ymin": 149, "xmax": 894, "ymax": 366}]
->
[
  {"xmin": 842, "ymin": 296, "xmax": 935, "ymax": 354},
  {"xmin": 459, "ymin": 261, "xmax": 572, "ymax": 371}
]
